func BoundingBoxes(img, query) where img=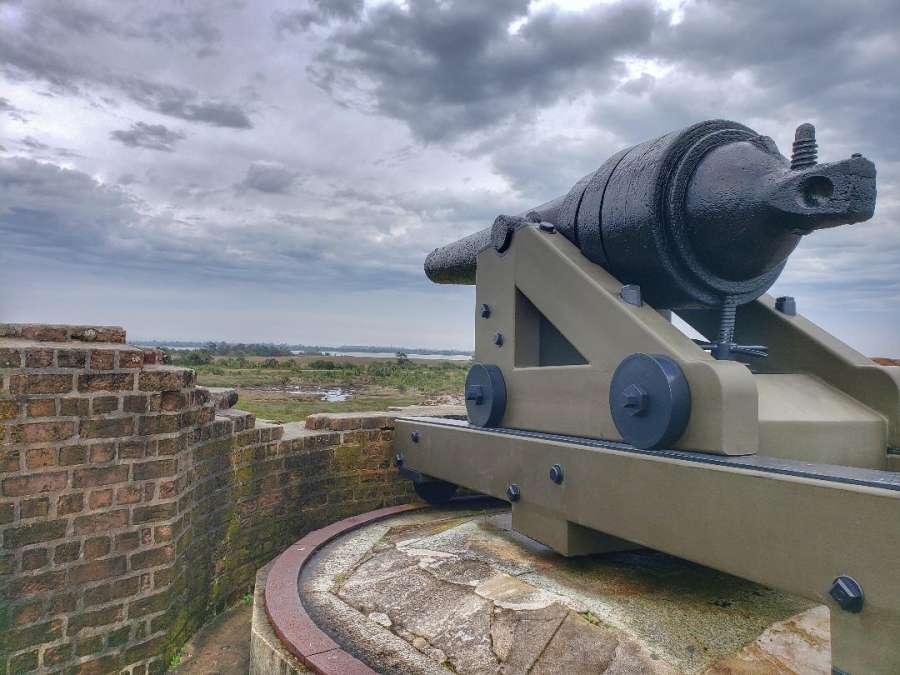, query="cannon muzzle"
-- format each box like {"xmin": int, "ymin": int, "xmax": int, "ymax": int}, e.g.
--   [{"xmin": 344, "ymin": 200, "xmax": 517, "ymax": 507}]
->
[{"xmin": 424, "ymin": 120, "xmax": 876, "ymax": 309}]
